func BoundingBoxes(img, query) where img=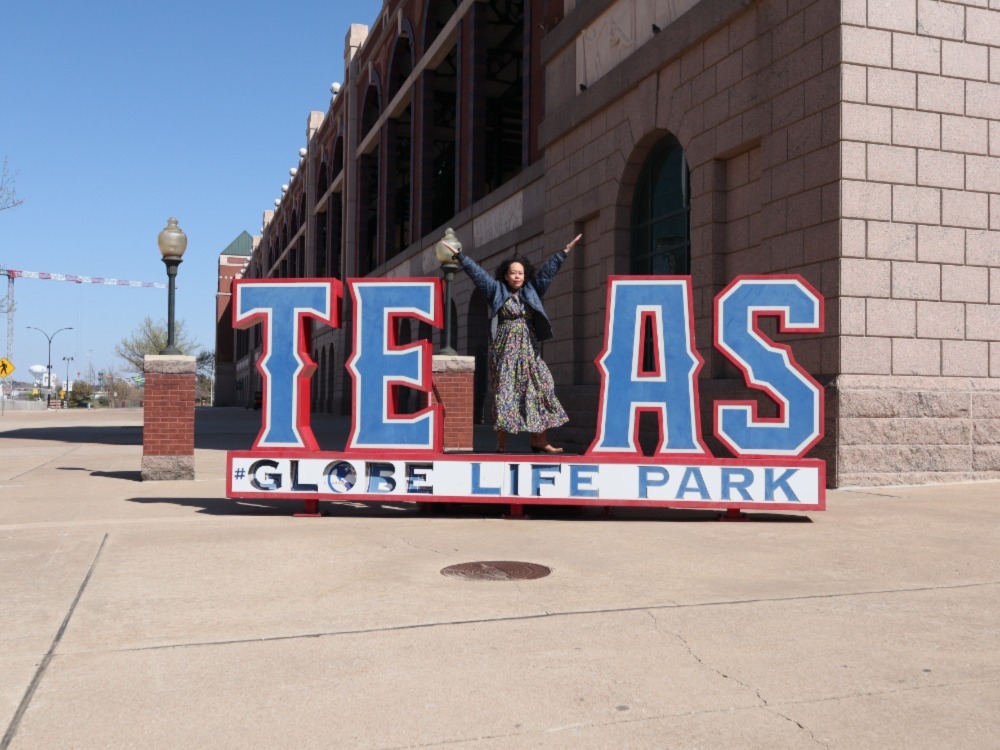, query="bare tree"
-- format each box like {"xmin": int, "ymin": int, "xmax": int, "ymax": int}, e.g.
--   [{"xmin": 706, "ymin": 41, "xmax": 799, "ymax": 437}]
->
[
  {"xmin": 115, "ymin": 316, "xmax": 199, "ymax": 371},
  {"xmin": 0, "ymin": 158, "xmax": 24, "ymax": 212}
]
